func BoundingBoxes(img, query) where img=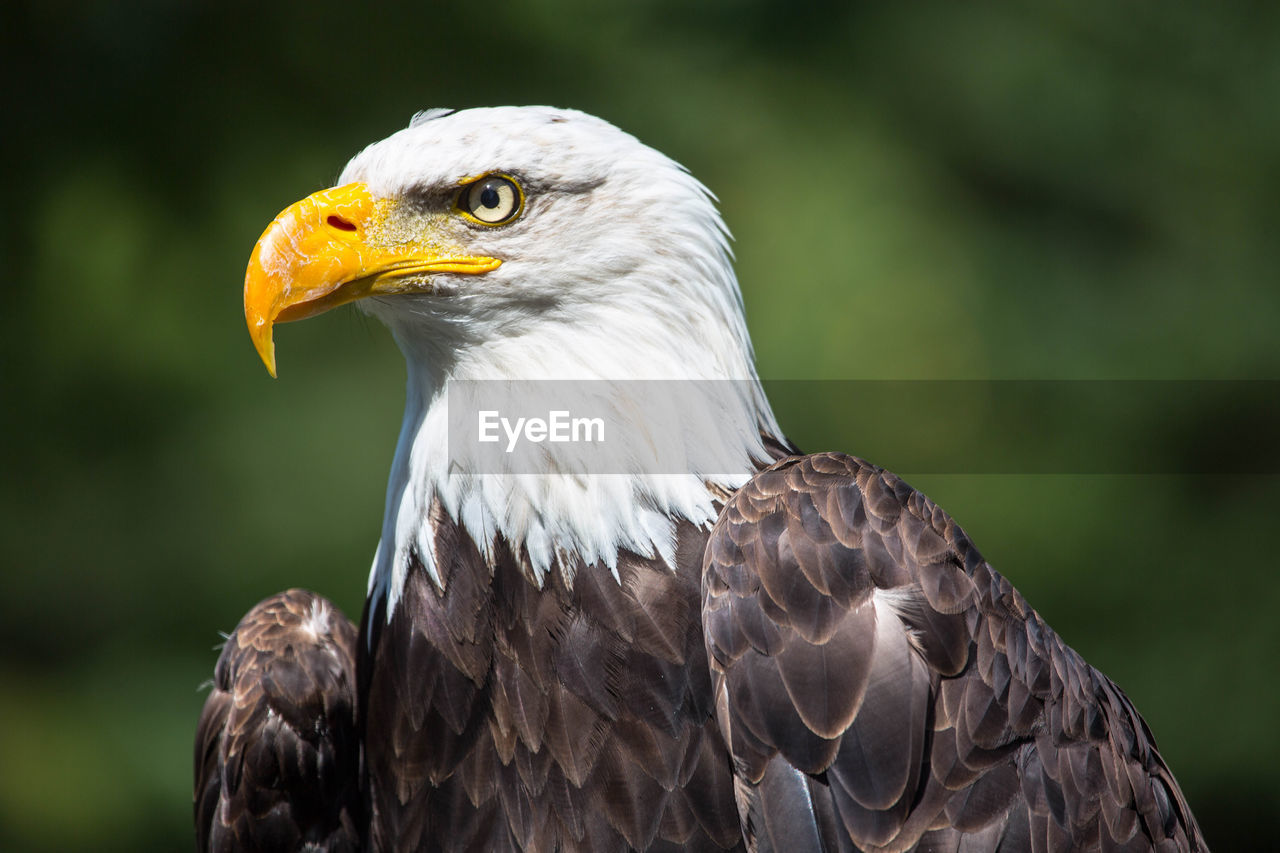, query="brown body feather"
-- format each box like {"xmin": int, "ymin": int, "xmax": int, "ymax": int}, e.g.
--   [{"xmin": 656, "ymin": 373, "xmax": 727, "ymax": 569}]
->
[
  {"xmin": 197, "ymin": 453, "xmax": 1206, "ymax": 852},
  {"xmin": 195, "ymin": 589, "xmax": 363, "ymax": 852},
  {"xmin": 357, "ymin": 502, "xmax": 745, "ymax": 852},
  {"xmin": 704, "ymin": 453, "xmax": 1206, "ymax": 852}
]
